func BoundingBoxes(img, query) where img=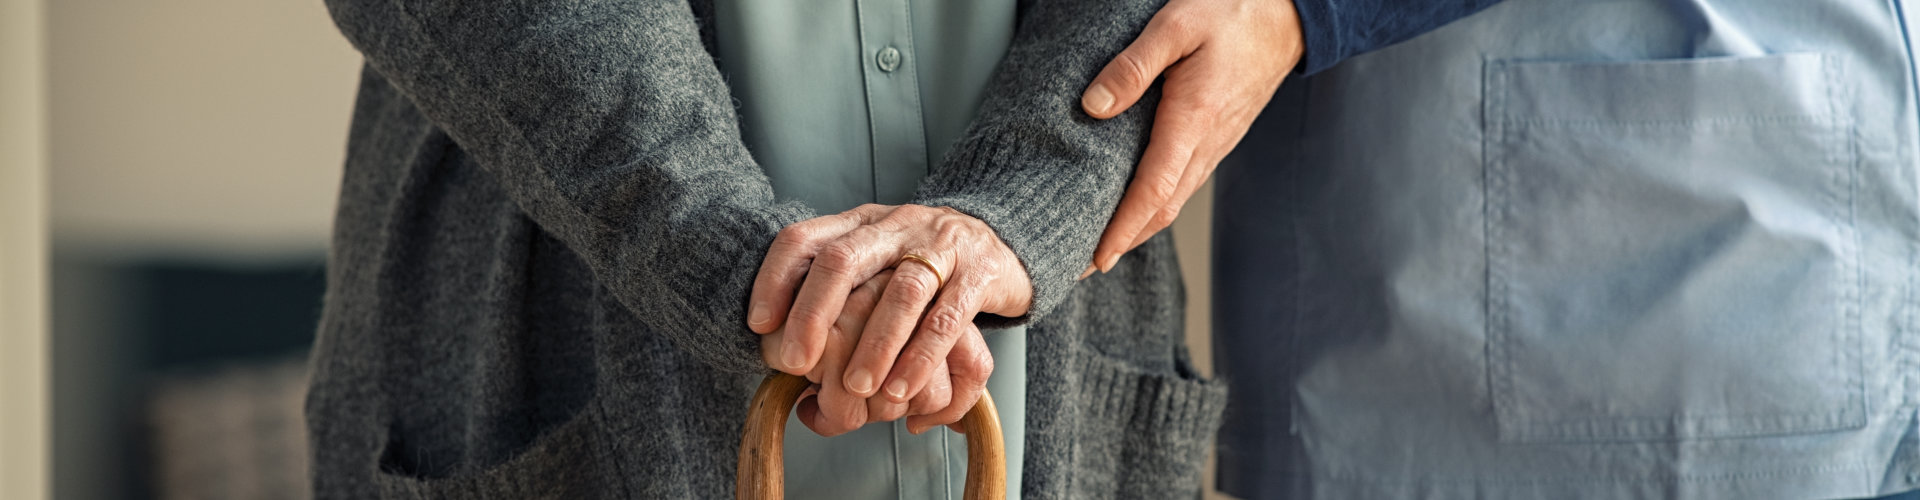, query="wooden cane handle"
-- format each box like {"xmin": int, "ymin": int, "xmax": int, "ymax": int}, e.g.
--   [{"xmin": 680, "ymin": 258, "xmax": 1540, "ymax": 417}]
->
[{"xmin": 736, "ymin": 372, "xmax": 1006, "ymax": 500}]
